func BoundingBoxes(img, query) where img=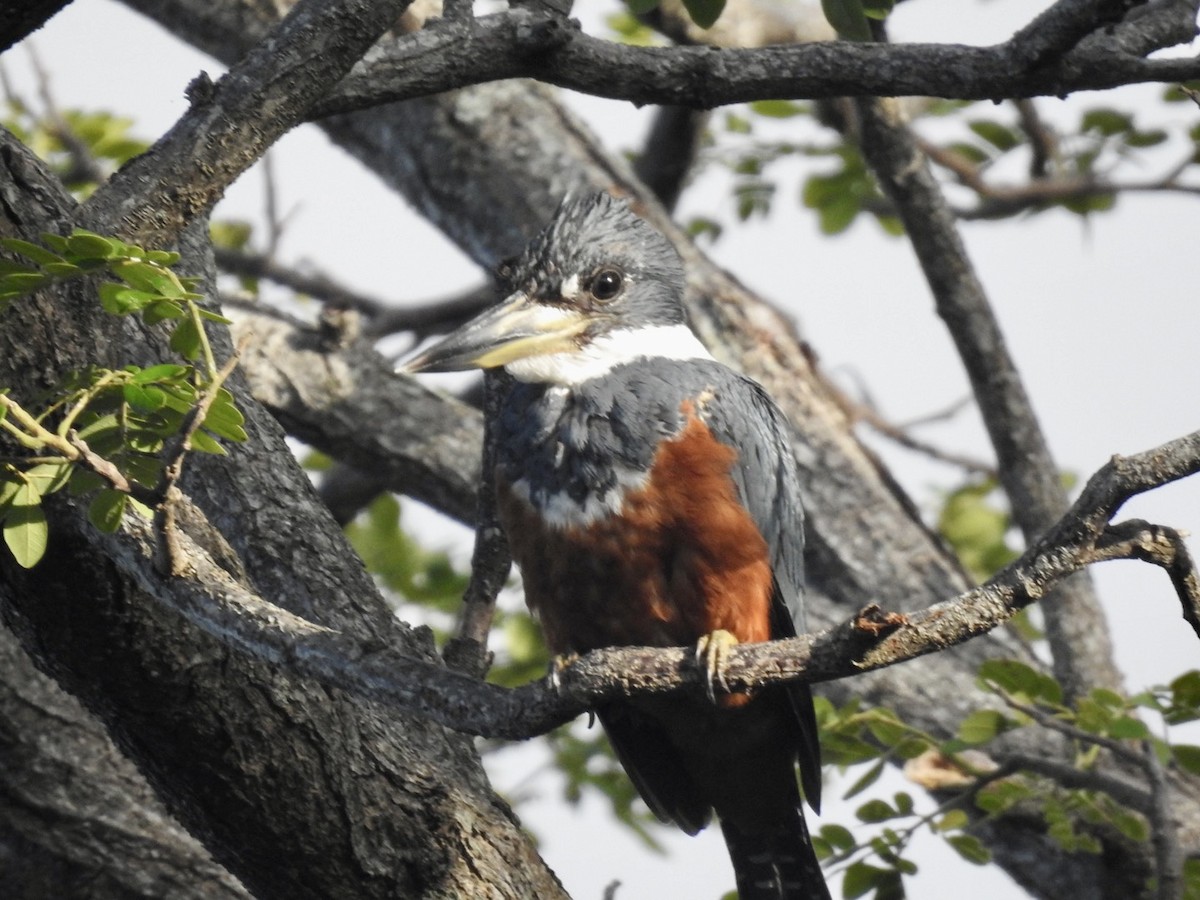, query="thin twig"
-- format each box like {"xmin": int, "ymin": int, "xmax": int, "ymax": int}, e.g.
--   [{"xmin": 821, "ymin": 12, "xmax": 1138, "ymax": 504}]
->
[
  {"xmin": 851, "ymin": 396, "xmax": 996, "ymax": 477},
  {"xmin": 443, "ymin": 371, "xmax": 512, "ymax": 677},
  {"xmin": 1146, "ymin": 739, "xmax": 1184, "ymax": 900}
]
